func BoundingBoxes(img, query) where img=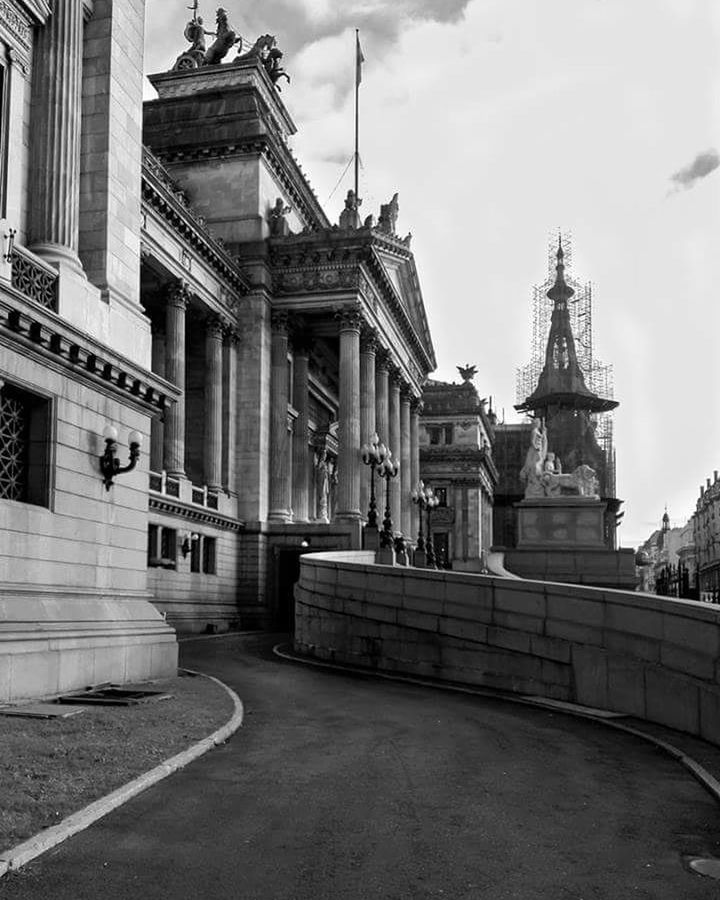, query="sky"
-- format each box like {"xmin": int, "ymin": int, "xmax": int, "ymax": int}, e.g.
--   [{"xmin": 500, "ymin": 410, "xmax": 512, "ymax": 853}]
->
[{"xmin": 144, "ymin": 0, "xmax": 720, "ymax": 549}]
